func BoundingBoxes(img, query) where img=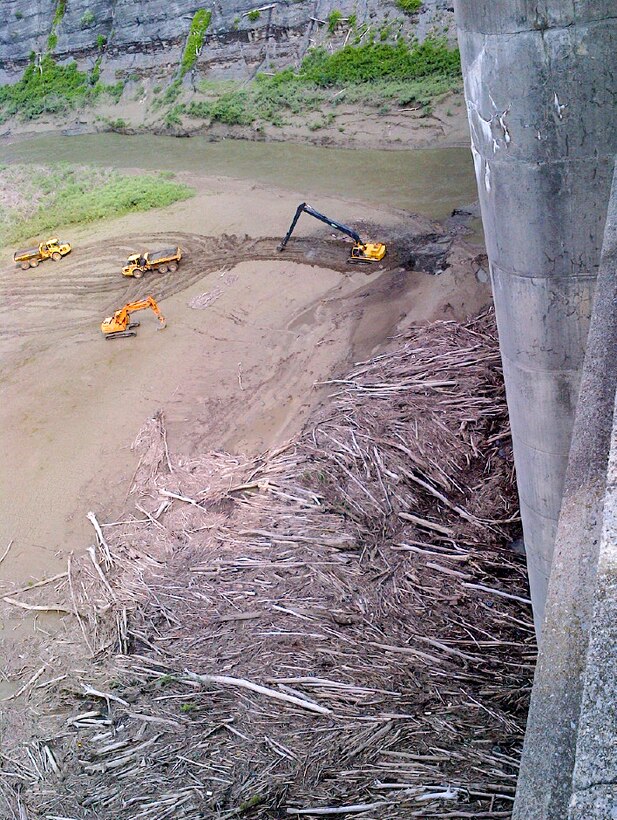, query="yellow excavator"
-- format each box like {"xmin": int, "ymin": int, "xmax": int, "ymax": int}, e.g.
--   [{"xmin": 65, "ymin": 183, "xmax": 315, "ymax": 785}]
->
[
  {"xmin": 278, "ymin": 202, "xmax": 386, "ymax": 263},
  {"xmin": 101, "ymin": 296, "xmax": 167, "ymax": 340}
]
